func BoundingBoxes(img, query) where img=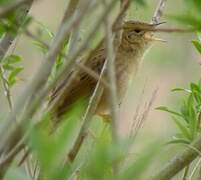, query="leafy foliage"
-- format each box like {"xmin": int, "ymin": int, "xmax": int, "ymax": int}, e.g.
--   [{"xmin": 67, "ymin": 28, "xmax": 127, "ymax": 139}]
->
[
  {"xmin": 192, "ymin": 32, "xmax": 201, "ymax": 54},
  {"xmin": 0, "ymin": 54, "xmax": 23, "ymax": 88},
  {"xmin": 157, "ymin": 80, "xmax": 201, "ymax": 144}
]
